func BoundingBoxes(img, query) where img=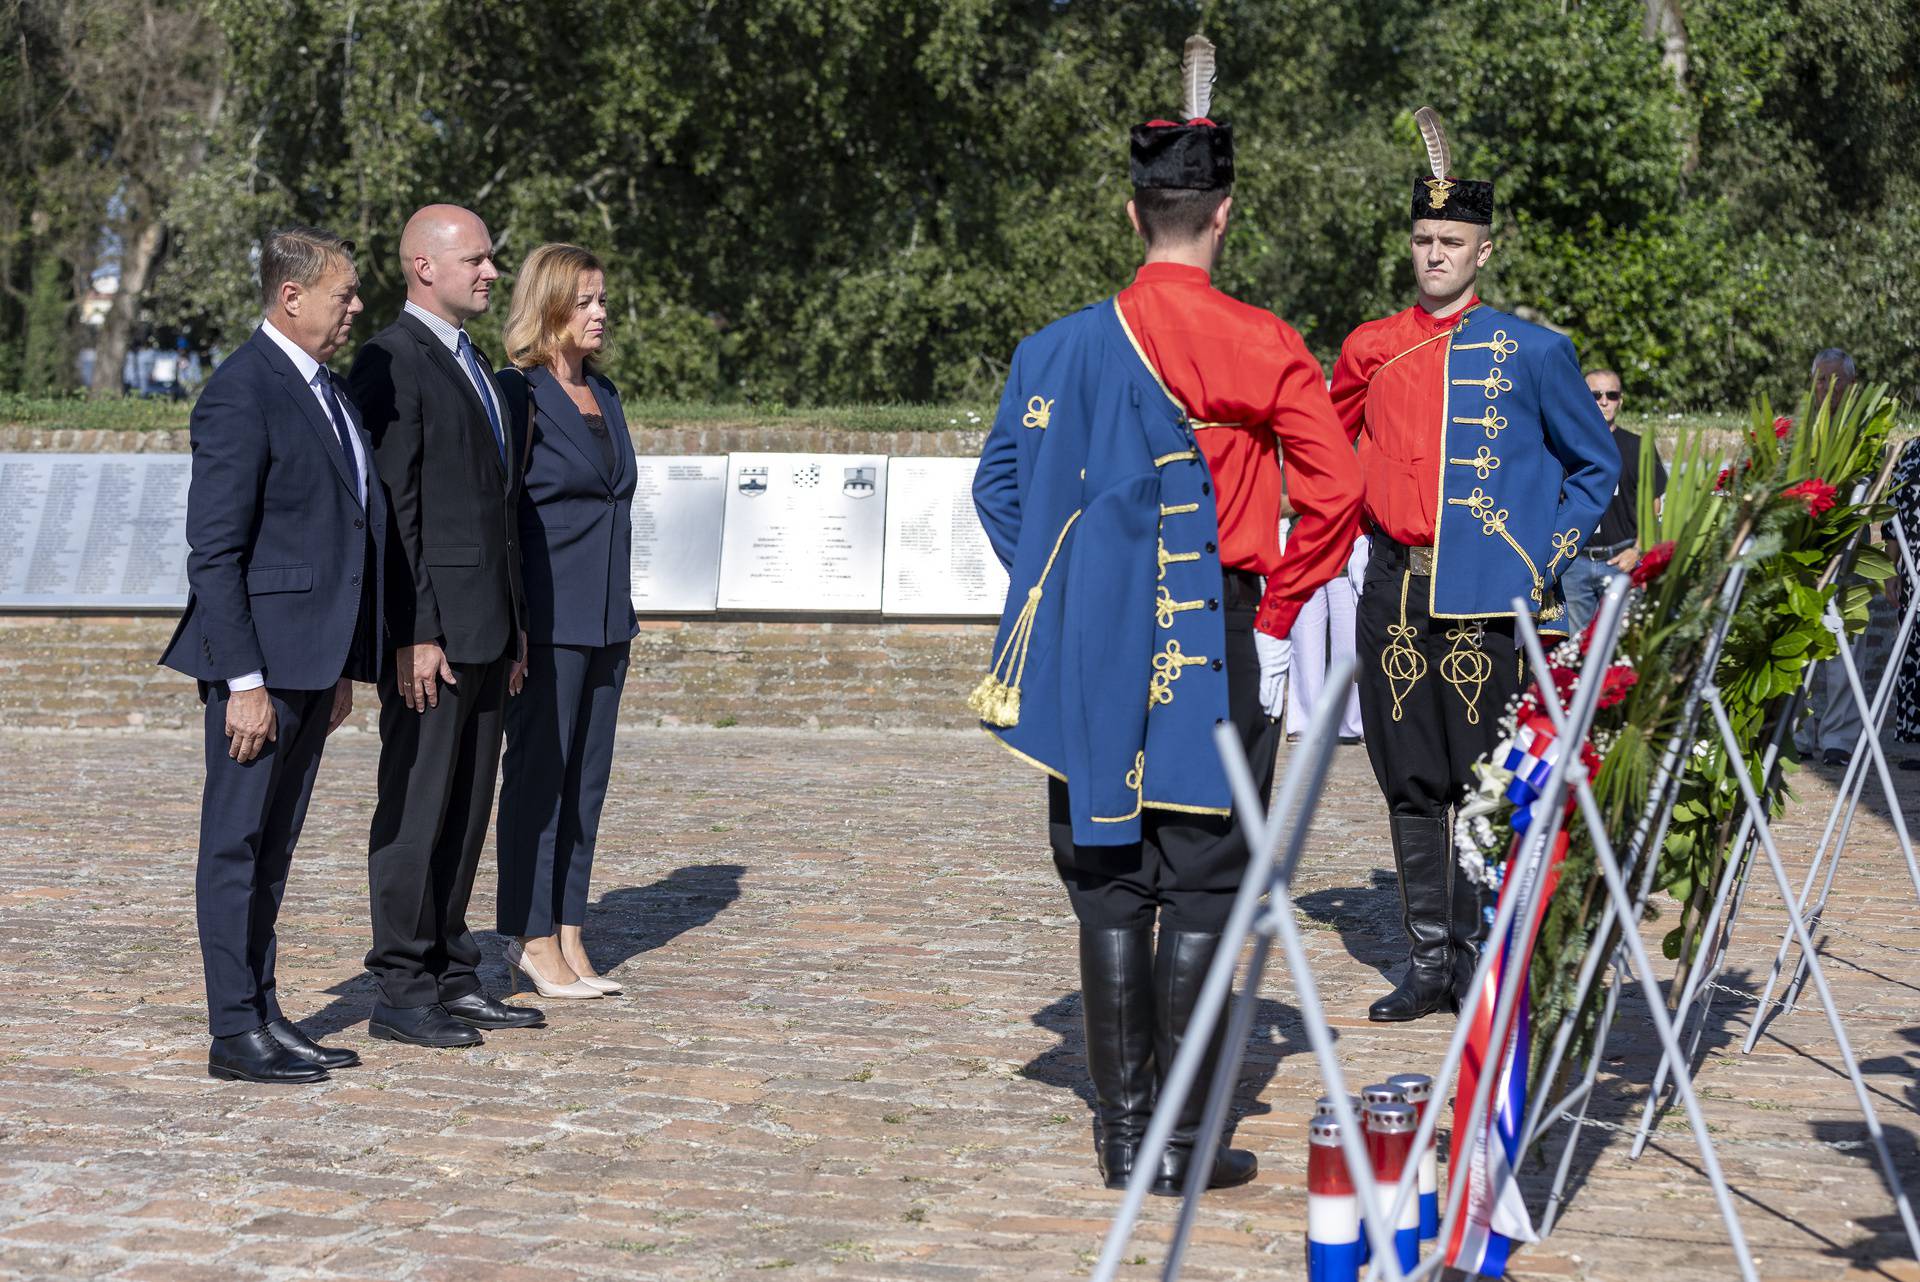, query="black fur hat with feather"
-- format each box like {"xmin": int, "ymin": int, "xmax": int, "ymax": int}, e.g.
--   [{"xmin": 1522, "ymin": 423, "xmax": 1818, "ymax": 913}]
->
[
  {"xmin": 1130, "ymin": 36, "xmax": 1234, "ymax": 191},
  {"xmin": 1409, "ymin": 106, "xmax": 1493, "ymax": 225}
]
